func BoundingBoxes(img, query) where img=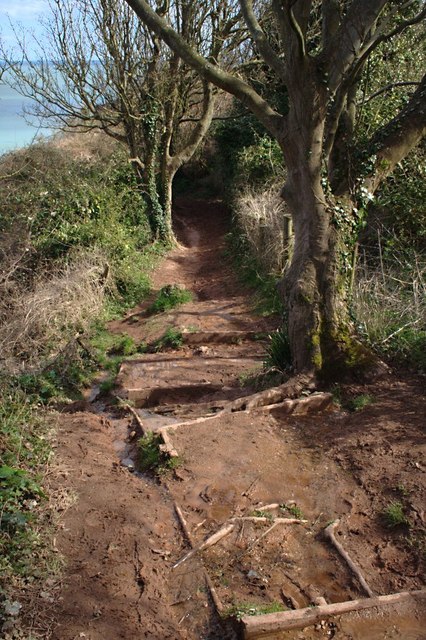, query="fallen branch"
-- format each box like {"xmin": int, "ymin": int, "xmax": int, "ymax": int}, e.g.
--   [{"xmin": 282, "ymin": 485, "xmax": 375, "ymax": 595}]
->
[
  {"xmin": 241, "ymin": 590, "xmax": 426, "ymax": 637},
  {"xmin": 174, "ymin": 503, "xmax": 224, "ymax": 613},
  {"xmin": 172, "ymin": 522, "xmax": 235, "ymax": 569},
  {"xmin": 324, "ymin": 520, "xmax": 374, "ymax": 597}
]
